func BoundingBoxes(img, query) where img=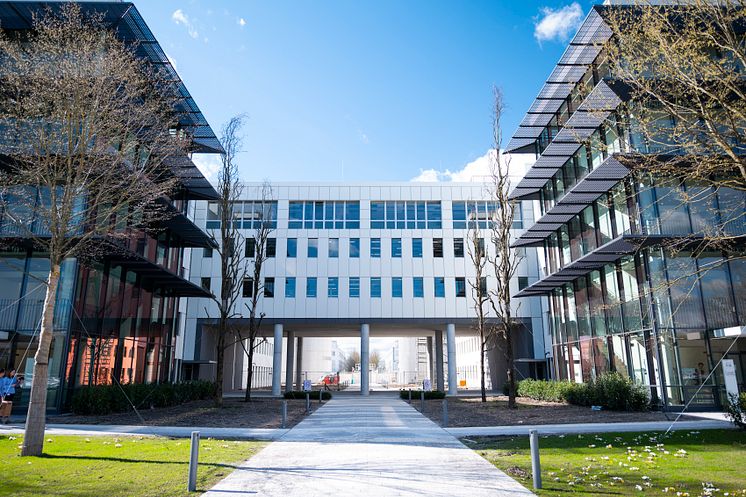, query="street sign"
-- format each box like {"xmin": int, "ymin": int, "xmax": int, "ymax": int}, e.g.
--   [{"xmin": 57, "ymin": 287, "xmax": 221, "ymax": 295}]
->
[
  {"xmin": 302, "ymin": 380, "xmax": 312, "ymax": 392},
  {"xmin": 423, "ymin": 379, "xmax": 432, "ymax": 391}
]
